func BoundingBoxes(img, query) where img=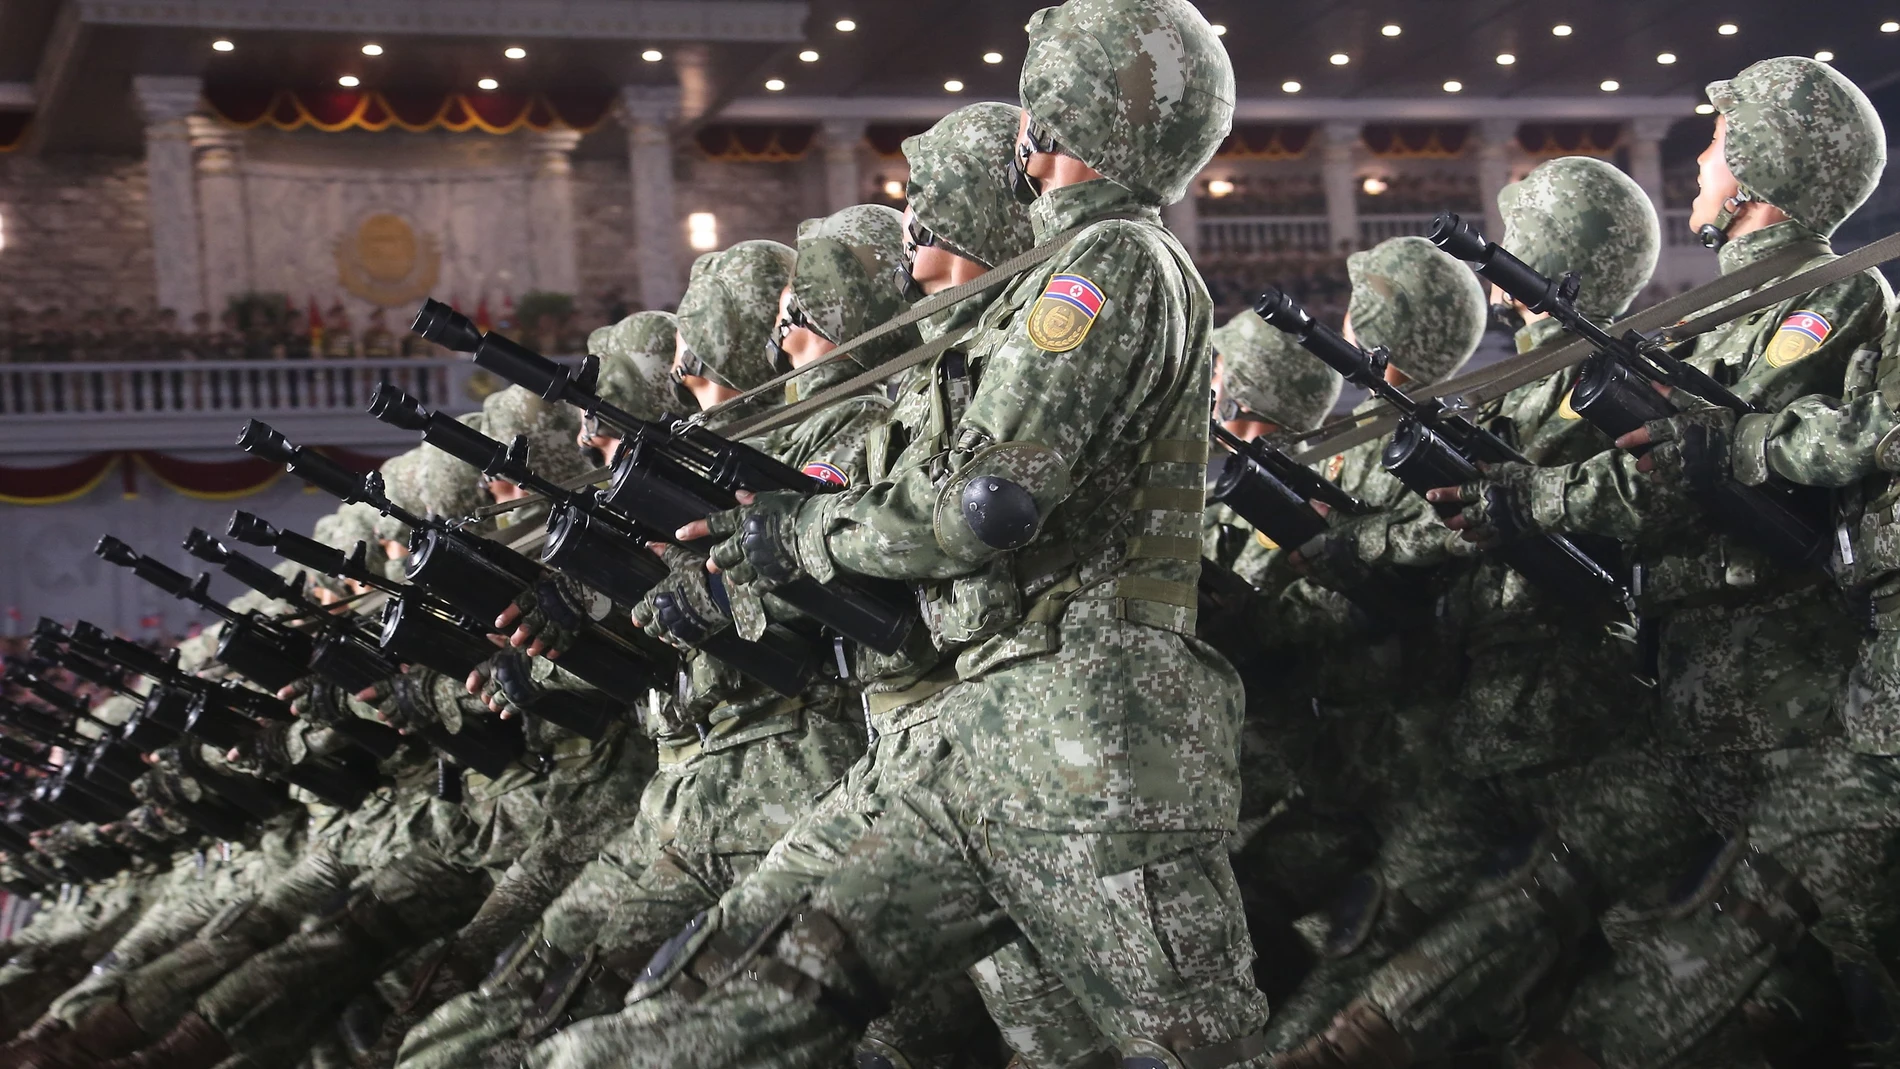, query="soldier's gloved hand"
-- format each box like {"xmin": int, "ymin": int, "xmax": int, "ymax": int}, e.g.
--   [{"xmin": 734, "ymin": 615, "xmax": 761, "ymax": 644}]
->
[
  {"xmin": 1425, "ymin": 462, "xmax": 1543, "ymax": 547},
  {"xmin": 629, "ymin": 545, "xmax": 735, "ymax": 651},
  {"xmin": 379, "ymin": 668, "xmax": 462, "ymax": 734},
  {"xmin": 497, "ymin": 574, "xmax": 607, "ymax": 658},
  {"xmin": 703, "ymin": 490, "xmax": 825, "ymax": 591},
  {"xmin": 230, "ymin": 720, "xmax": 296, "ymax": 771},
  {"xmin": 1621, "ymin": 407, "xmax": 1738, "ymax": 492},
  {"xmin": 466, "ymin": 651, "xmax": 542, "ymax": 720}
]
